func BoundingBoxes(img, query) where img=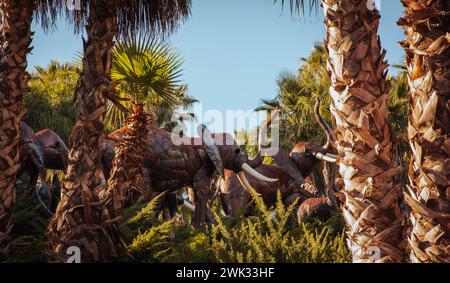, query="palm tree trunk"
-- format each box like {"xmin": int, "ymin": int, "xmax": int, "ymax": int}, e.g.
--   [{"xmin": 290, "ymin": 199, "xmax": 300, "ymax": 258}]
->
[
  {"xmin": 0, "ymin": 0, "xmax": 35, "ymax": 261},
  {"xmin": 99, "ymin": 104, "xmax": 148, "ymax": 232},
  {"xmin": 398, "ymin": 0, "xmax": 450, "ymax": 263},
  {"xmin": 47, "ymin": 0, "xmax": 118, "ymax": 263},
  {"xmin": 323, "ymin": 0, "xmax": 405, "ymax": 262}
]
